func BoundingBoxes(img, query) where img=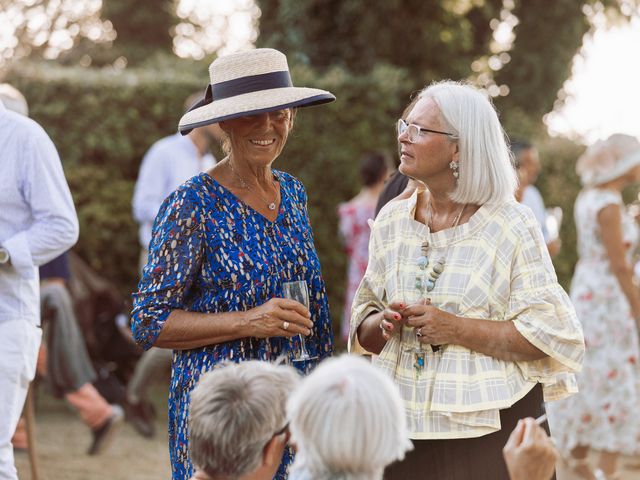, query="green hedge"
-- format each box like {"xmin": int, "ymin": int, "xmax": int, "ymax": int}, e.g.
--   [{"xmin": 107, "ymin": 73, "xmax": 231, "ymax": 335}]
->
[
  {"xmin": 6, "ymin": 60, "xmax": 208, "ymax": 293},
  {"xmin": 5, "ymin": 60, "xmax": 412, "ymax": 341}
]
